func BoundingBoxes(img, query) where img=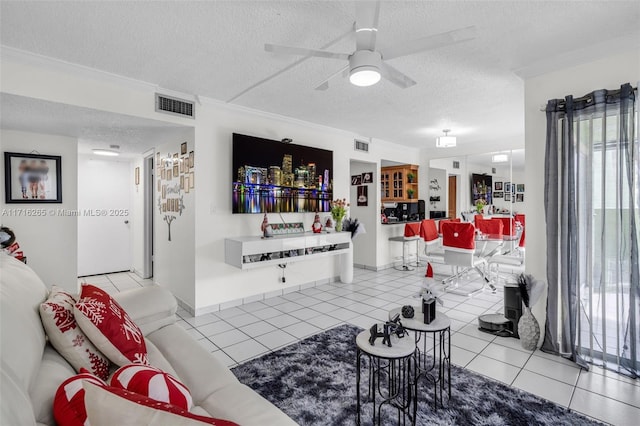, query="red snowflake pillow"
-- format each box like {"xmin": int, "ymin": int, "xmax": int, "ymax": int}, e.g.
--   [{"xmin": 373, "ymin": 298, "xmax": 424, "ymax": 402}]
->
[
  {"xmin": 111, "ymin": 364, "xmax": 193, "ymax": 411},
  {"xmin": 74, "ymin": 284, "xmax": 149, "ymax": 367},
  {"xmin": 39, "ymin": 286, "xmax": 110, "ymax": 379},
  {"xmin": 83, "ymin": 381, "xmax": 240, "ymax": 426},
  {"xmin": 53, "ymin": 371, "xmax": 107, "ymax": 426}
]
